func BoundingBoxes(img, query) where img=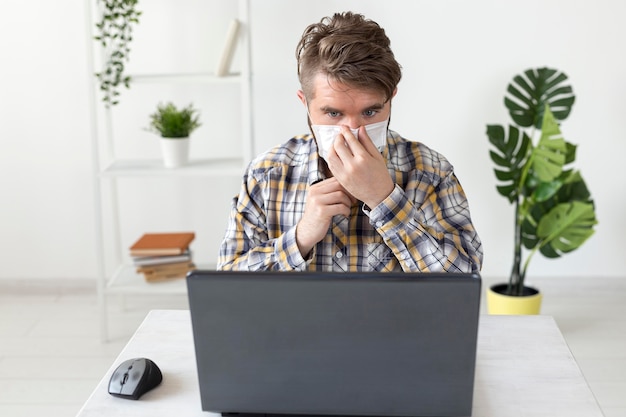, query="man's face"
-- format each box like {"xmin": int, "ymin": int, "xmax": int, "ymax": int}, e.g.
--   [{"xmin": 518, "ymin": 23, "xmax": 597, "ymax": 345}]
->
[{"xmin": 298, "ymin": 73, "xmax": 394, "ymax": 128}]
